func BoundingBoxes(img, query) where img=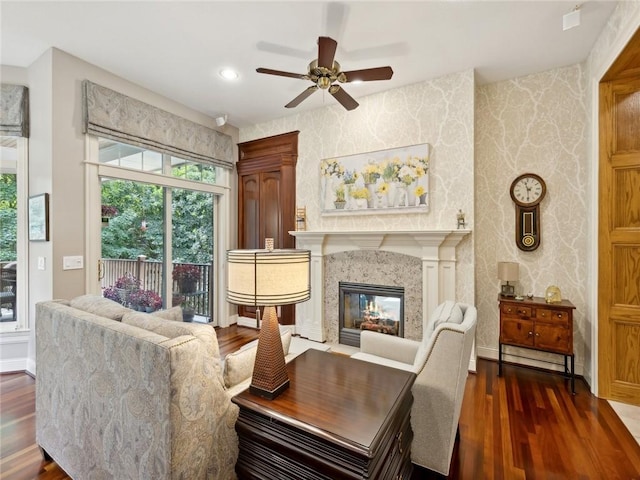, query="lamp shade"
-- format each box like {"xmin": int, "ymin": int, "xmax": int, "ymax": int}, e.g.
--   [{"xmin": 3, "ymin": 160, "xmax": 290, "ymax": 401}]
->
[
  {"xmin": 227, "ymin": 249, "xmax": 311, "ymax": 307},
  {"xmin": 497, "ymin": 262, "xmax": 519, "ymax": 282}
]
